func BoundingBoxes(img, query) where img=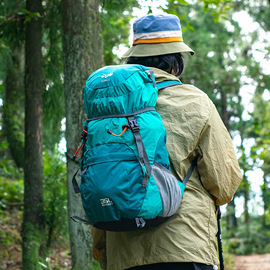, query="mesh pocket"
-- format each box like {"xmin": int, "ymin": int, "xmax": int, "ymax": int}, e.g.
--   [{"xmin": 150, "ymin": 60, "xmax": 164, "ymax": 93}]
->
[{"xmin": 151, "ymin": 161, "xmax": 183, "ymax": 217}]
